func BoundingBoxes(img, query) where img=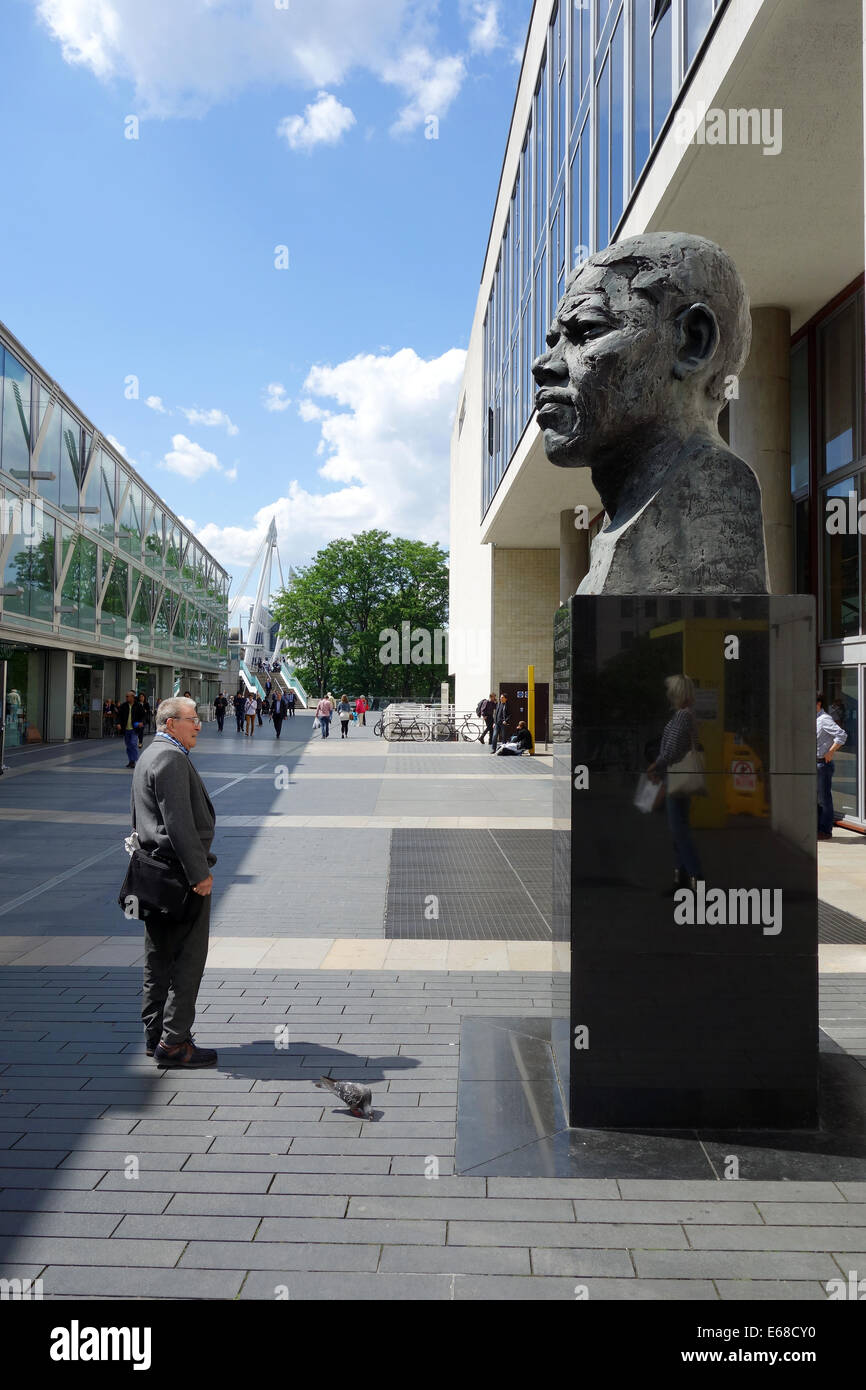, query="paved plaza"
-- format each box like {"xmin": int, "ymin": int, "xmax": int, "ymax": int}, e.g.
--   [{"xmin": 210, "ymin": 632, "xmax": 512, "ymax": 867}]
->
[{"xmin": 1, "ymin": 717, "xmax": 865, "ymax": 1299}]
